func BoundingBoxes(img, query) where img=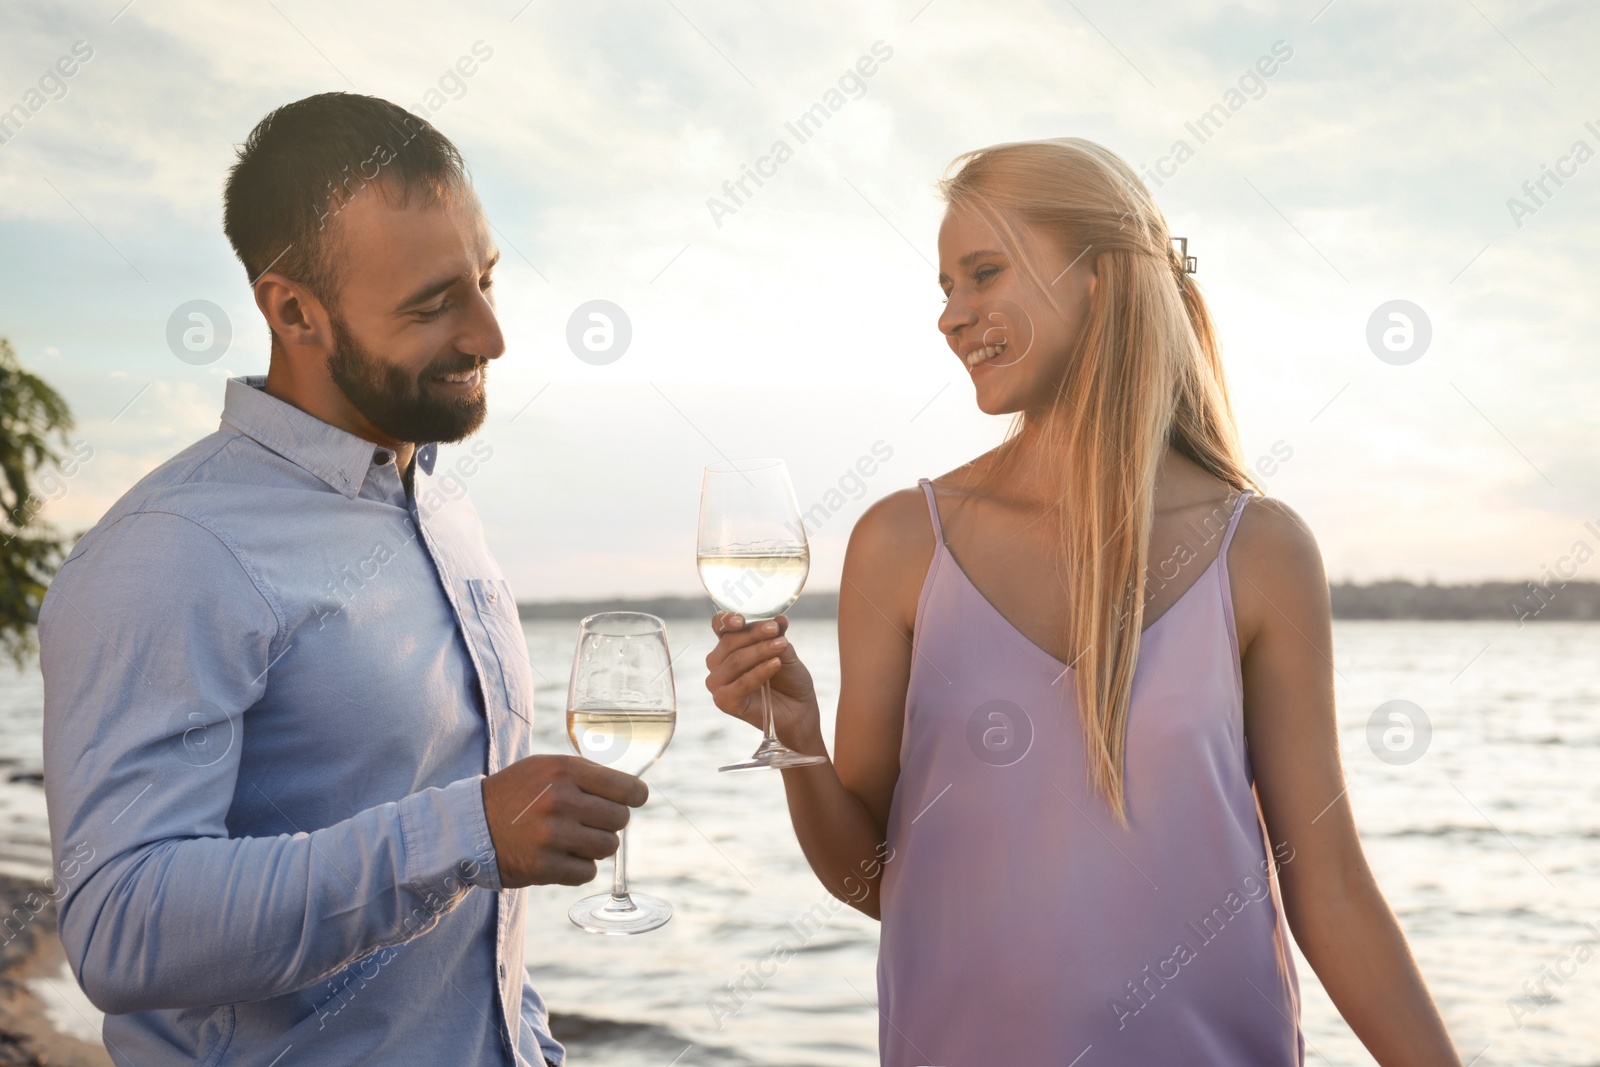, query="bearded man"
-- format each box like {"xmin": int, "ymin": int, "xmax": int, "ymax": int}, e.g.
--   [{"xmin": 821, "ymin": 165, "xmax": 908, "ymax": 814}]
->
[{"xmin": 38, "ymin": 92, "xmax": 643, "ymax": 1067}]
